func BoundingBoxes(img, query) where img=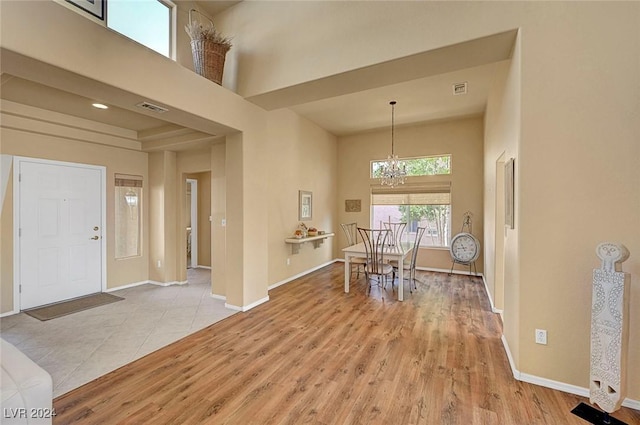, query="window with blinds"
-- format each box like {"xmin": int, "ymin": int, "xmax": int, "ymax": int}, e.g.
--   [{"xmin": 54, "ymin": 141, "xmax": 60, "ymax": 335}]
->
[
  {"xmin": 115, "ymin": 174, "xmax": 143, "ymax": 259},
  {"xmin": 371, "ymin": 183, "xmax": 451, "ymax": 247}
]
